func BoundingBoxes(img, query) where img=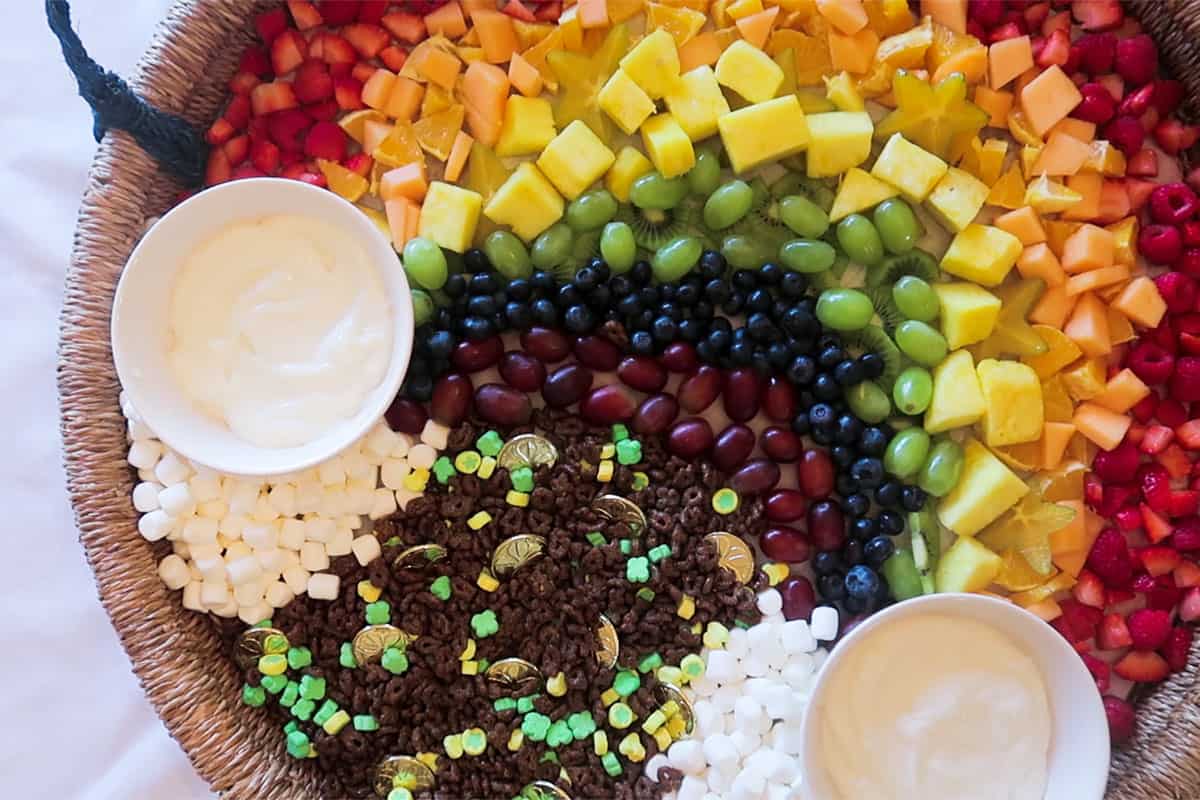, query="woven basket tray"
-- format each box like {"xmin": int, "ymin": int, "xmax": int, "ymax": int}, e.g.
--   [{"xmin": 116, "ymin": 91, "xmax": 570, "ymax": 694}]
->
[{"xmin": 54, "ymin": 1, "xmax": 1200, "ymax": 797}]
